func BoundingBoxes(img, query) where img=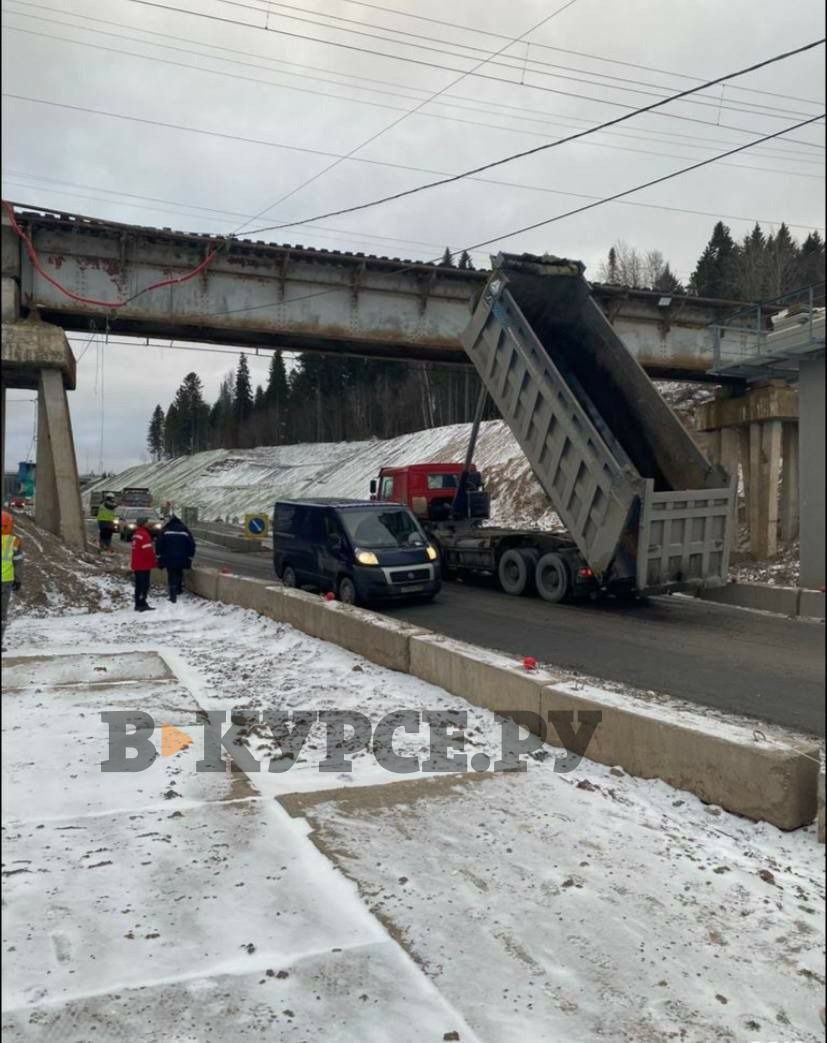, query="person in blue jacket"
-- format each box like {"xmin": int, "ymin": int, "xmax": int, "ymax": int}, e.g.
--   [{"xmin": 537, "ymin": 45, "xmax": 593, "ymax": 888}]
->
[{"xmin": 155, "ymin": 514, "xmax": 196, "ymax": 603}]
